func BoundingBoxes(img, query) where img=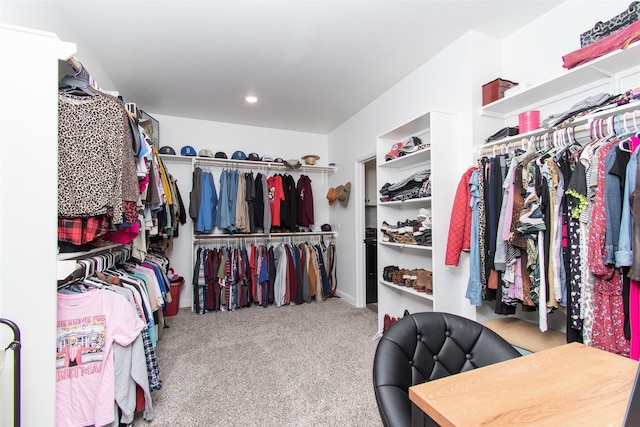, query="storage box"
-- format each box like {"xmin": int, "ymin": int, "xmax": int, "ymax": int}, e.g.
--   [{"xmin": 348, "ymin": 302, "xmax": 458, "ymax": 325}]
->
[{"xmin": 482, "ymin": 78, "xmax": 519, "ymax": 106}]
